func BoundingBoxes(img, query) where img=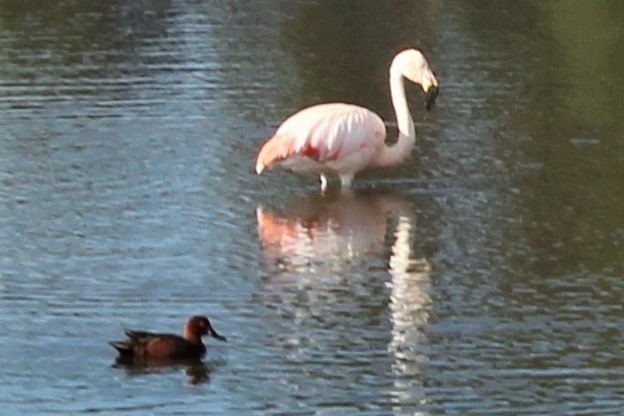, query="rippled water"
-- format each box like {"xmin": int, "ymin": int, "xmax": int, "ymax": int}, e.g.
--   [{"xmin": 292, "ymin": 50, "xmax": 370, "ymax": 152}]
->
[{"xmin": 1, "ymin": 0, "xmax": 623, "ymax": 414}]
